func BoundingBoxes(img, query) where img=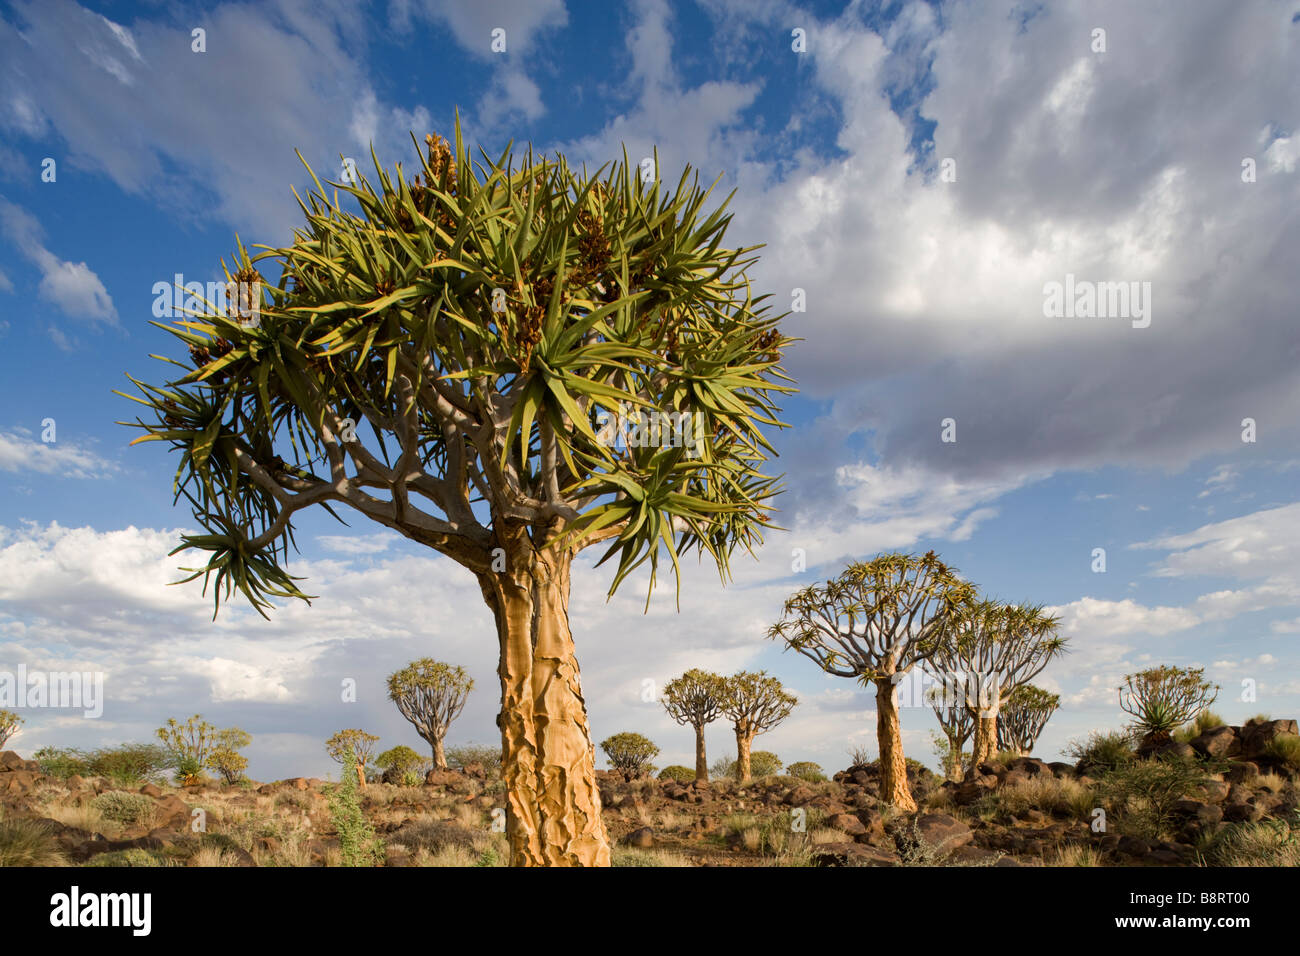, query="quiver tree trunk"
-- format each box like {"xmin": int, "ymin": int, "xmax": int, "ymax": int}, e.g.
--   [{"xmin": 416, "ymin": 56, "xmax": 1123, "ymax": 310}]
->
[
  {"xmin": 735, "ymin": 729, "xmax": 753, "ymax": 782},
  {"xmin": 356, "ymin": 763, "xmax": 367, "ymax": 789},
  {"xmin": 479, "ymin": 545, "xmax": 610, "ymax": 867},
  {"xmin": 874, "ymin": 678, "xmax": 916, "ymax": 813},
  {"xmin": 694, "ymin": 724, "xmax": 709, "ymax": 782},
  {"xmin": 969, "ymin": 712, "xmax": 998, "ymax": 773},
  {"xmin": 433, "ymin": 737, "xmax": 447, "ymax": 771}
]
